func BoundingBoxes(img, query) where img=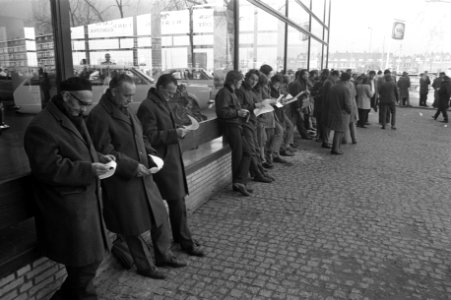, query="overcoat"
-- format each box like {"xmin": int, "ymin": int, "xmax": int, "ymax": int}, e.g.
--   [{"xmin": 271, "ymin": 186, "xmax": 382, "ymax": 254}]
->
[
  {"xmin": 437, "ymin": 77, "xmax": 451, "ymax": 109},
  {"xmin": 356, "ymin": 83, "xmax": 373, "ymax": 110},
  {"xmin": 321, "ymin": 77, "xmax": 337, "ymax": 126},
  {"xmin": 397, "ymin": 76, "xmax": 411, "ymax": 98},
  {"xmin": 378, "ymin": 76, "xmax": 399, "ymax": 104},
  {"xmin": 137, "ymin": 88, "xmax": 189, "ymax": 201},
  {"xmin": 86, "ymin": 93, "xmax": 167, "ymax": 235},
  {"xmin": 24, "ymin": 98, "xmax": 109, "ymax": 267},
  {"xmin": 344, "ymin": 81, "xmax": 358, "ymax": 123},
  {"xmin": 326, "ymin": 81, "xmax": 352, "ymax": 132}
]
